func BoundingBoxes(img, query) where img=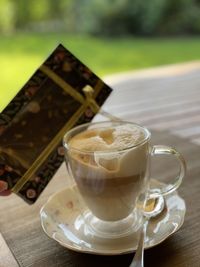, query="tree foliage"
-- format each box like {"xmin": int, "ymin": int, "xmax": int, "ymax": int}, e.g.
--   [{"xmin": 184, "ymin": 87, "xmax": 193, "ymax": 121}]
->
[{"xmin": 0, "ymin": 0, "xmax": 200, "ymax": 35}]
